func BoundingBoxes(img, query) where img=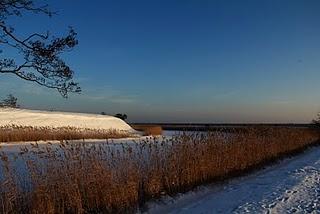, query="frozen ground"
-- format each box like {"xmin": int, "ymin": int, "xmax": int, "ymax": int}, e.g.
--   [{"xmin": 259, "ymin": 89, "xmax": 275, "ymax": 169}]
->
[
  {"xmin": 0, "ymin": 108, "xmax": 134, "ymax": 131},
  {"xmin": 145, "ymin": 146, "xmax": 320, "ymax": 214}
]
